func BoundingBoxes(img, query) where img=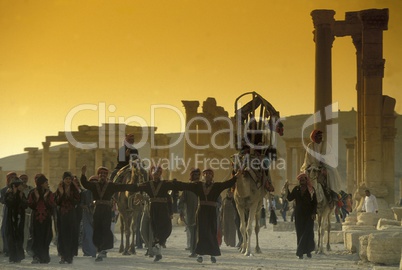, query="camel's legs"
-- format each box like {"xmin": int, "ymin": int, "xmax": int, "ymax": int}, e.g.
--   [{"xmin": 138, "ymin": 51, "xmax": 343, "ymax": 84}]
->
[
  {"xmin": 130, "ymin": 213, "xmax": 137, "ymax": 254},
  {"xmin": 326, "ymin": 212, "xmax": 332, "ymax": 251},
  {"xmin": 123, "ymin": 213, "xmax": 133, "ymax": 255},
  {"xmin": 254, "ymin": 207, "xmax": 262, "ymax": 254},
  {"xmin": 237, "ymin": 207, "xmax": 247, "ymax": 254},
  {"xmin": 119, "ymin": 214, "xmax": 125, "ymax": 253}
]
